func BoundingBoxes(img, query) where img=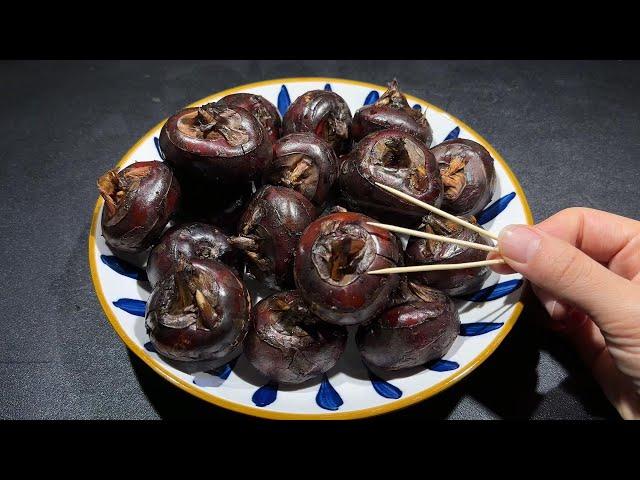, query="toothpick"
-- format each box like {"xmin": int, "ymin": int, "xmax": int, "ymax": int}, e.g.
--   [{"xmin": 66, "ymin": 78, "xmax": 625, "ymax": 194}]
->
[
  {"xmin": 367, "ymin": 222, "xmax": 498, "ymax": 253},
  {"xmin": 374, "ymin": 182, "xmax": 499, "ymax": 241},
  {"xmin": 367, "ymin": 259, "xmax": 505, "ymax": 275}
]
